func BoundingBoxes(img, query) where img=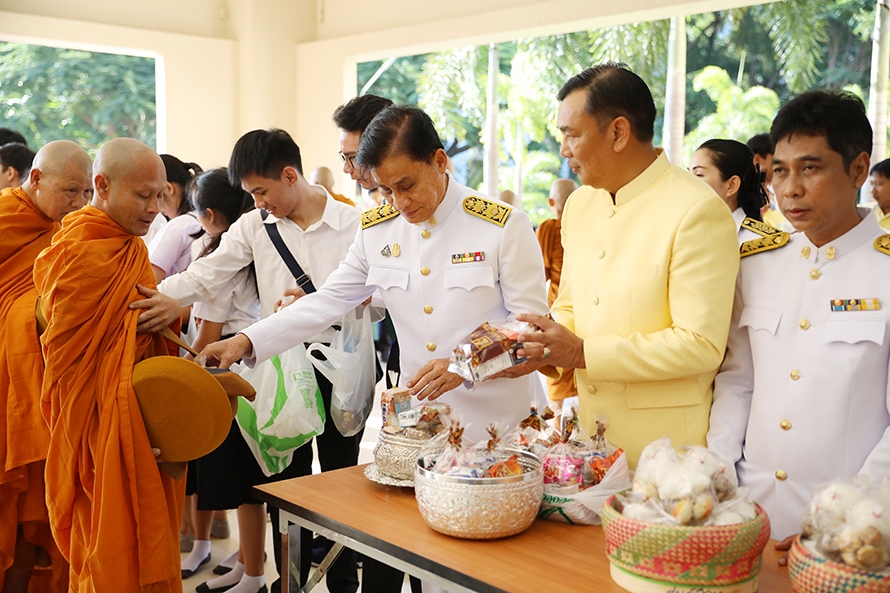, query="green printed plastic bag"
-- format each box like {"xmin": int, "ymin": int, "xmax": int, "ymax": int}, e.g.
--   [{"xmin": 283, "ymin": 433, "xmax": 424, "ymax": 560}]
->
[{"xmin": 231, "ymin": 344, "xmax": 324, "ymax": 476}]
